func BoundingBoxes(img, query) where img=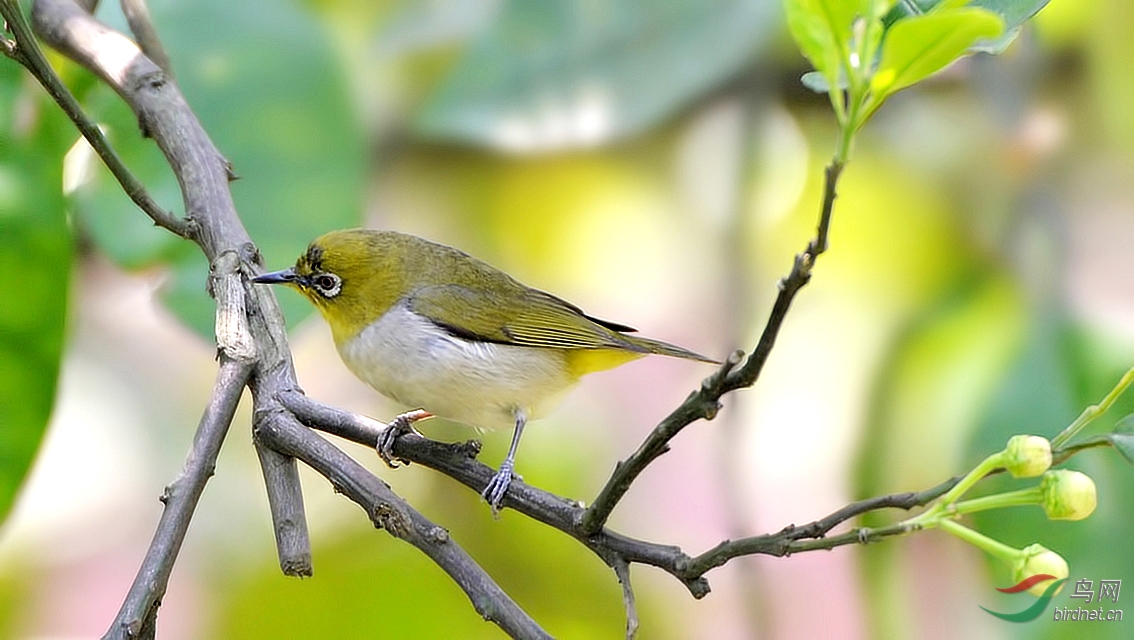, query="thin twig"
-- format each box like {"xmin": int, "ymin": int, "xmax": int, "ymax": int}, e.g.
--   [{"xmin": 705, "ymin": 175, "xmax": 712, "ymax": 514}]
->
[
  {"xmin": 680, "ymin": 476, "xmax": 958, "ymax": 576},
  {"xmin": 104, "ymin": 358, "xmax": 252, "ymax": 640},
  {"xmin": 278, "ymin": 392, "xmax": 999, "ymax": 598},
  {"xmin": 580, "ymin": 160, "xmax": 847, "ymax": 535},
  {"xmin": 612, "ymin": 558, "xmax": 639, "ymax": 640},
  {"xmin": 119, "ymin": 0, "xmax": 172, "ymax": 77},
  {"xmin": 0, "ymin": 0, "xmax": 192, "ymax": 238}
]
